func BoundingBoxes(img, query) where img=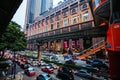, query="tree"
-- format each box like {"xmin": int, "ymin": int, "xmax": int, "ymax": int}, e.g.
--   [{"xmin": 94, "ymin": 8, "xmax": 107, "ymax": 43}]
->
[
  {"xmin": 35, "ymin": 39, "xmax": 44, "ymax": 61},
  {"xmin": 0, "ymin": 21, "xmax": 27, "ymax": 59}
]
